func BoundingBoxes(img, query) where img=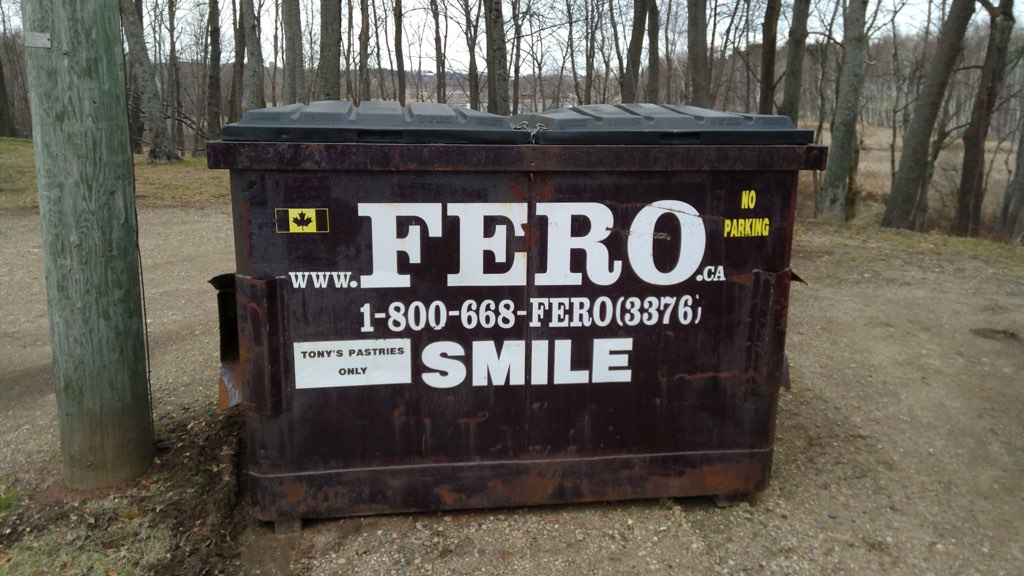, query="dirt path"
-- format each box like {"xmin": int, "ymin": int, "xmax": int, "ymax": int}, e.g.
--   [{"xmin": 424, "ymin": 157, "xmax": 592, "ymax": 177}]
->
[{"xmin": 1, "ymin": 207, "xmax": 1022, "ymax": 575}]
